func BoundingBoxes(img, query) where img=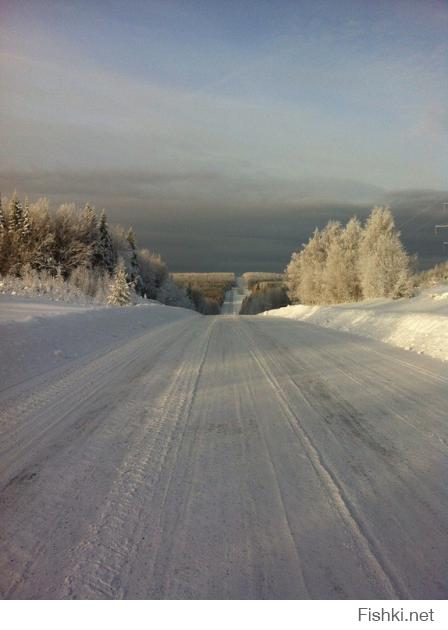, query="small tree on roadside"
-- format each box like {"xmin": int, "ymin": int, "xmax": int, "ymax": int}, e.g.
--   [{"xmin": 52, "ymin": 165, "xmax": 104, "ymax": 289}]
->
[{"xmin": 107, "ymin": 258, "xmax": 133, "ymax": 306}]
